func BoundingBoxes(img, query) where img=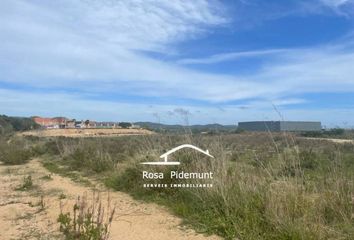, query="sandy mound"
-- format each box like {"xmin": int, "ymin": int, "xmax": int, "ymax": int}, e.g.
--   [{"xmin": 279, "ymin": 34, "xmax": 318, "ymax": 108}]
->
[{"xmin": 19, "ymin": 128, "xmax": 153, "ymax": 138}]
